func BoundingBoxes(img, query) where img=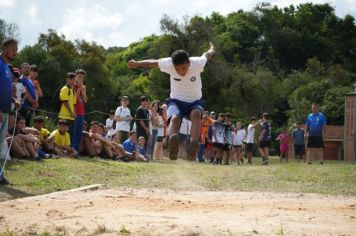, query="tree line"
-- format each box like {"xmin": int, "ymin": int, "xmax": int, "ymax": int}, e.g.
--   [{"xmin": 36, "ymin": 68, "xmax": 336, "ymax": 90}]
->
[{"xmin": 1, "ymin": 2, "xmax": 355, "ymax": 131}]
